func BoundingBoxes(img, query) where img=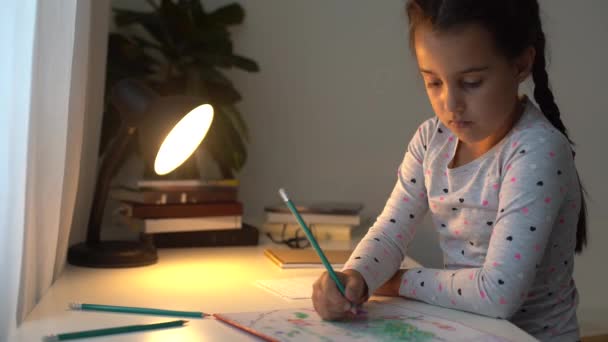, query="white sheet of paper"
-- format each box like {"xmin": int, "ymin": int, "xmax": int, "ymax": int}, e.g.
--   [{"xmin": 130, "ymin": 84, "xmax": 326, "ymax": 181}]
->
[{"xmin": 255, "ymin": 276, "xmax": 318, "ymax": 300}]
